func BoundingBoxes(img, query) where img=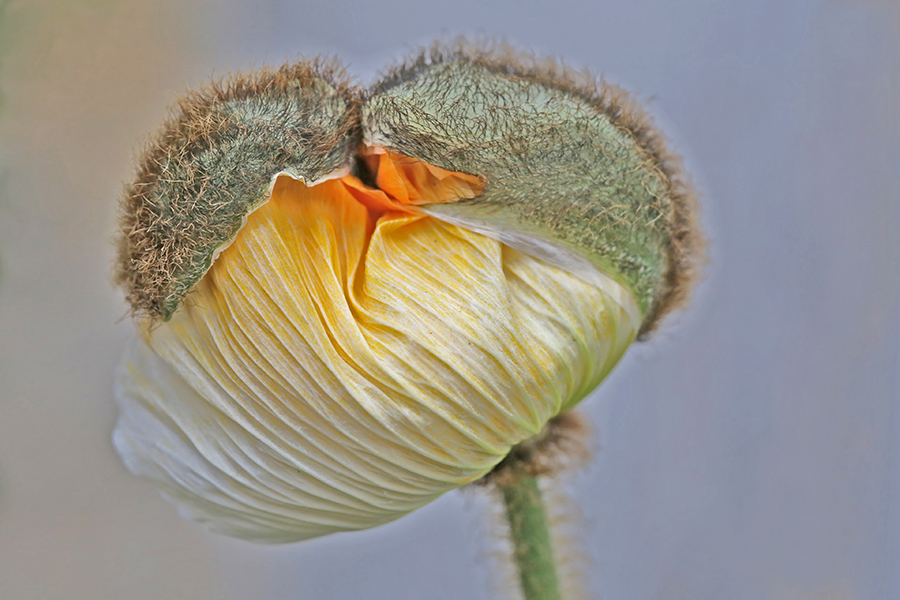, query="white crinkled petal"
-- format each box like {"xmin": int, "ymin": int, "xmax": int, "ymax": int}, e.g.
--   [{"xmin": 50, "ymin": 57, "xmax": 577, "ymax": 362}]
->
[
  {"xmin": 113, "ymin": 177, "xmax": 640, "ymax": 542},
  {"xmin": 114, "ymin": 339, "xmax": 415, "ymax": 542}
]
